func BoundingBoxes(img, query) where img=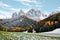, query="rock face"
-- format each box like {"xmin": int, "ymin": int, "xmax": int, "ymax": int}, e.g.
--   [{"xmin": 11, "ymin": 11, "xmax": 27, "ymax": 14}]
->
[
  {"xmin": 26, "ymin": 9, "xmax": 47, "ymax": 21},
  {"xmin": 12, "ymin": 12, "xmax": 18, "ymax": 18},
  {"xmin": 3, "ymin": 15, "xmax": 36, "ymax": 27},
  {"xmin": 18, "ymin": 10, "xmax": 25, "ymax": 16},
  {"xmin": 12, "ymin": 9, "xmax": 47, "ymax": 21},
  {"xmin": 1, "ymin": 9, "xmax": 47, "ymax": 27}
]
